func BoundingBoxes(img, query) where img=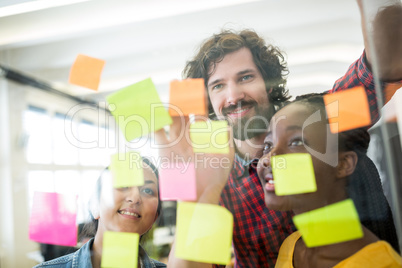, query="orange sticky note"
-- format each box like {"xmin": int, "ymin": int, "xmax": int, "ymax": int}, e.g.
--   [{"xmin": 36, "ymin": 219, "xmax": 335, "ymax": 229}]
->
[
  {"xmin": 324, "ymin": 86, "xmax": 371, "ymax": 133},
  {"xmin": 69, "ymin": 54, "xmax": 105, "ymax": 90},
  {"xmin": 169, "ymin": 79, "xmax": 207, "ymax": 116}
]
